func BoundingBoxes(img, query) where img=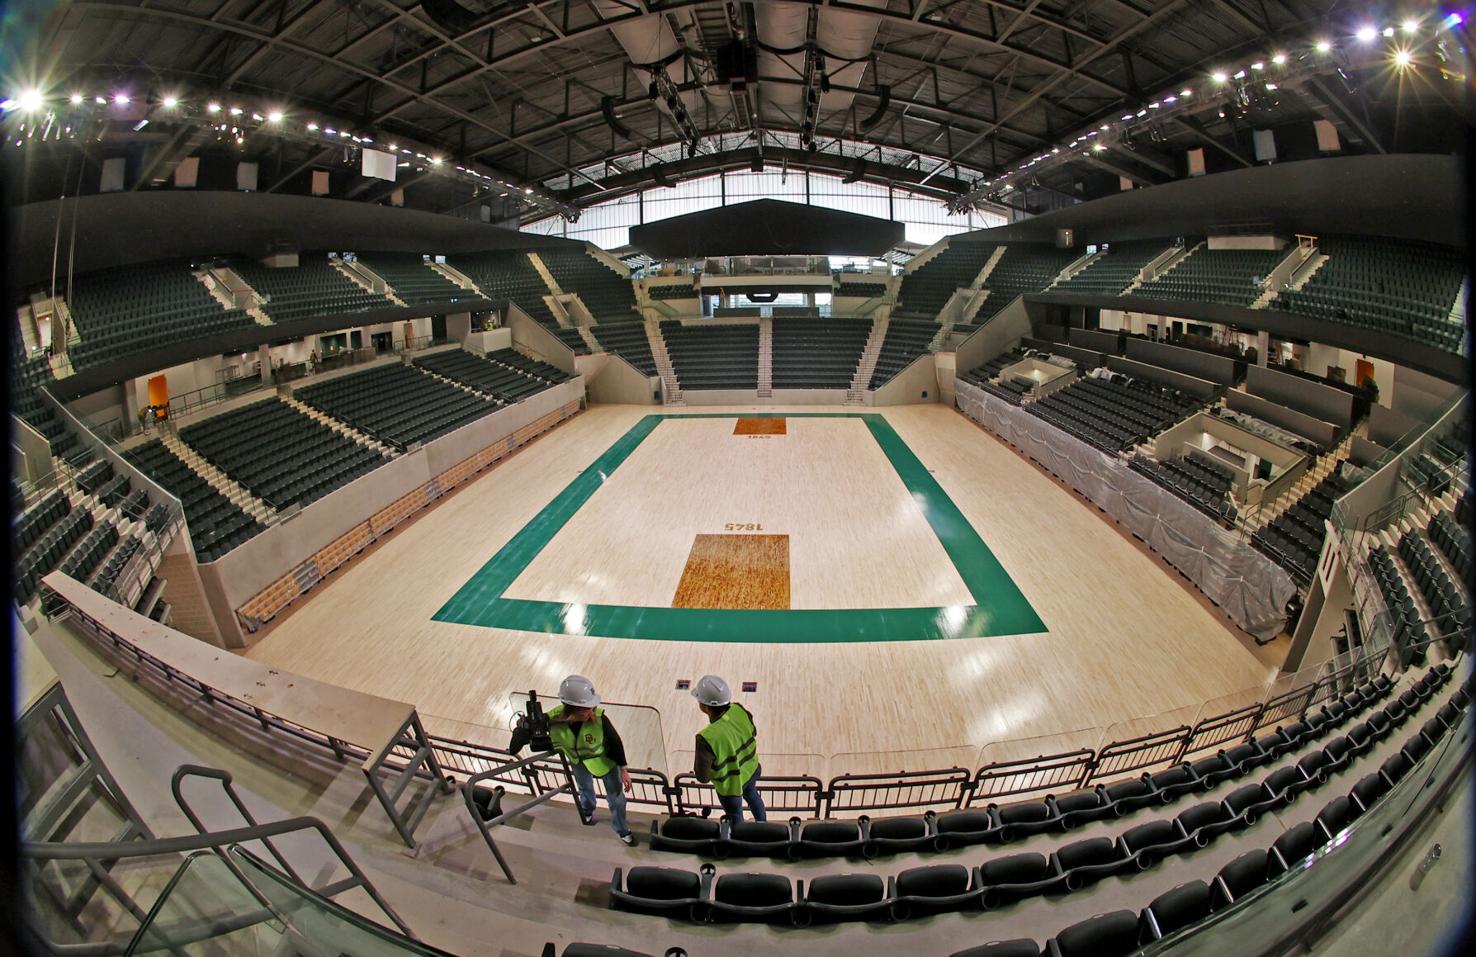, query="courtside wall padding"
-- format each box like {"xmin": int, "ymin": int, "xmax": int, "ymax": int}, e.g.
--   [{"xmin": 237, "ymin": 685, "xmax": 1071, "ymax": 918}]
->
[
  {"xmin": 236, "ymin": 399, "xmax": 580, "ymax": 631},
  {"xmin": 956, "ymin": 380, "xmax": 1297, "ymax": 640}
]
